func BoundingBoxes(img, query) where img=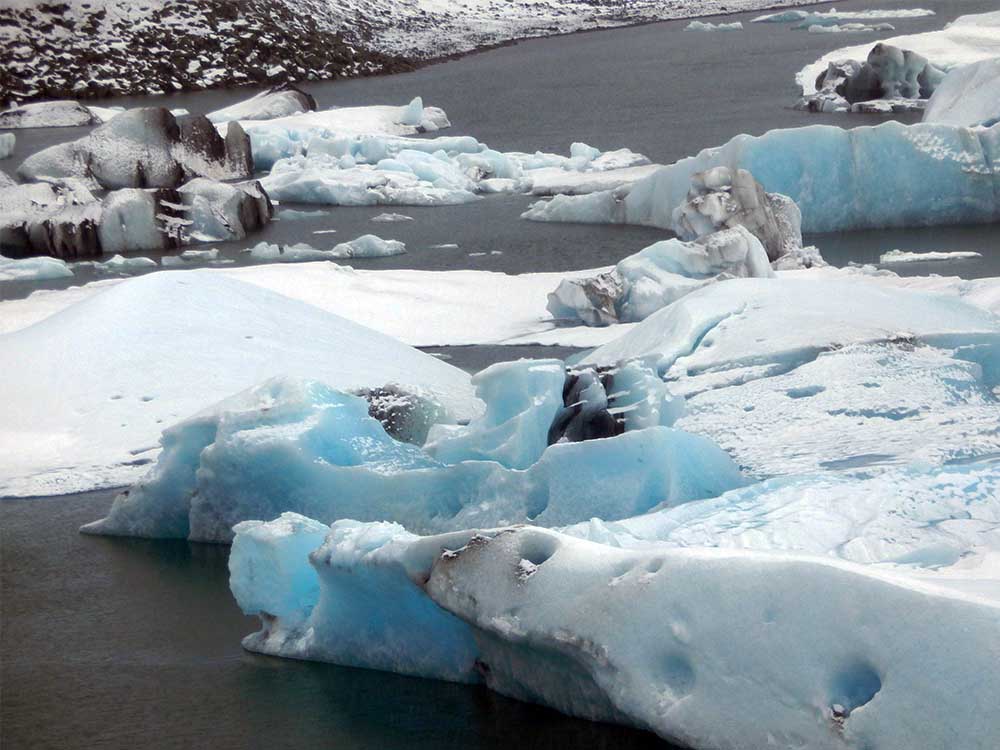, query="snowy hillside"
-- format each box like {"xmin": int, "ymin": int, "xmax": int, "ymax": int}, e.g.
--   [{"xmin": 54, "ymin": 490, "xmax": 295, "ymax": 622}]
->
[{"xmin": 1, "ymin": 0, "xmax": 827, "ymax": 103}]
